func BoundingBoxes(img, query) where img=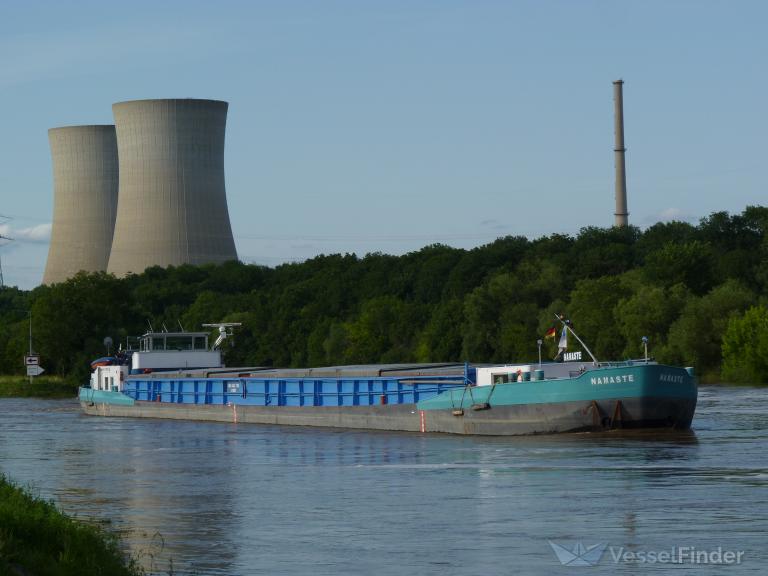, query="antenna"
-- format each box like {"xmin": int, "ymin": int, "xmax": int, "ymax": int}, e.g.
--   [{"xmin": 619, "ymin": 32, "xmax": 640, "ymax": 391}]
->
[
  {"xmin": 202, "ymin": 322, "xmax": 242, "ymax": 350},
  {"xmin": 177, "ymin": 319, "xmax": 186, "ymax": 332}
]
